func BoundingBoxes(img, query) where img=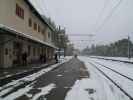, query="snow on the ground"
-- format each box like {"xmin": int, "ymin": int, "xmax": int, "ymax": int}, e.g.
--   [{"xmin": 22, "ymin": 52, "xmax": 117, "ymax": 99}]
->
[
  {"xmin": 57, "ymin": 74, "xmax": 63, "ymax": 77},
  {"xmin": 1, "ymin": 84, "xmax": 33, "ymax": 100},
  {"xmin": 64, "ymin": 56, "xmax": 73, "ymax": 61},
  {"xmin": 88, "ymin": 57, "xmax": 133, "ymax": 99},
  {"xmin": 91, "ymin": 56, "xmax": 133, "ymax": 62},
  {"xmin": 65, "ymin": 56, "xmax": 111, "ymax": 100},
  {"xmin": 0, "ymin": 57, "xmax": 71, "ymax": 99},
  {"xmin": 0, "ymin": 65, "xmax": 57, "ymax": 96},
  {"xmin": 32, "ymin": 83, "xmax": 56, "ymax": 100},
  {"xmin": 66, "ymin": 56, "xmax": 130, "ymax": 100},
  {"xmin": 65, "ymin": 78, "xmax": 101, "ymax": 100},
  {"xmin": 90, "ymin": 58, "xmax": 133, "ymax": 79},
  {"xmin": 105, "ymin": 57, "xmax": 133, "ymax": 62},
  {"xmin": 1, "ymin": 83, "xmax": 55, "ymax": 100},
  {"xmin": 94, "ymin": 61, "xmax": 133, "ymax": 97},
  {"xmin": 58, "ymin": 56, "xmax": 73, "ymax": 63},
  {"xmin": 23, "ymin": 61, "xmax": 66, "ymax": 82}
]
